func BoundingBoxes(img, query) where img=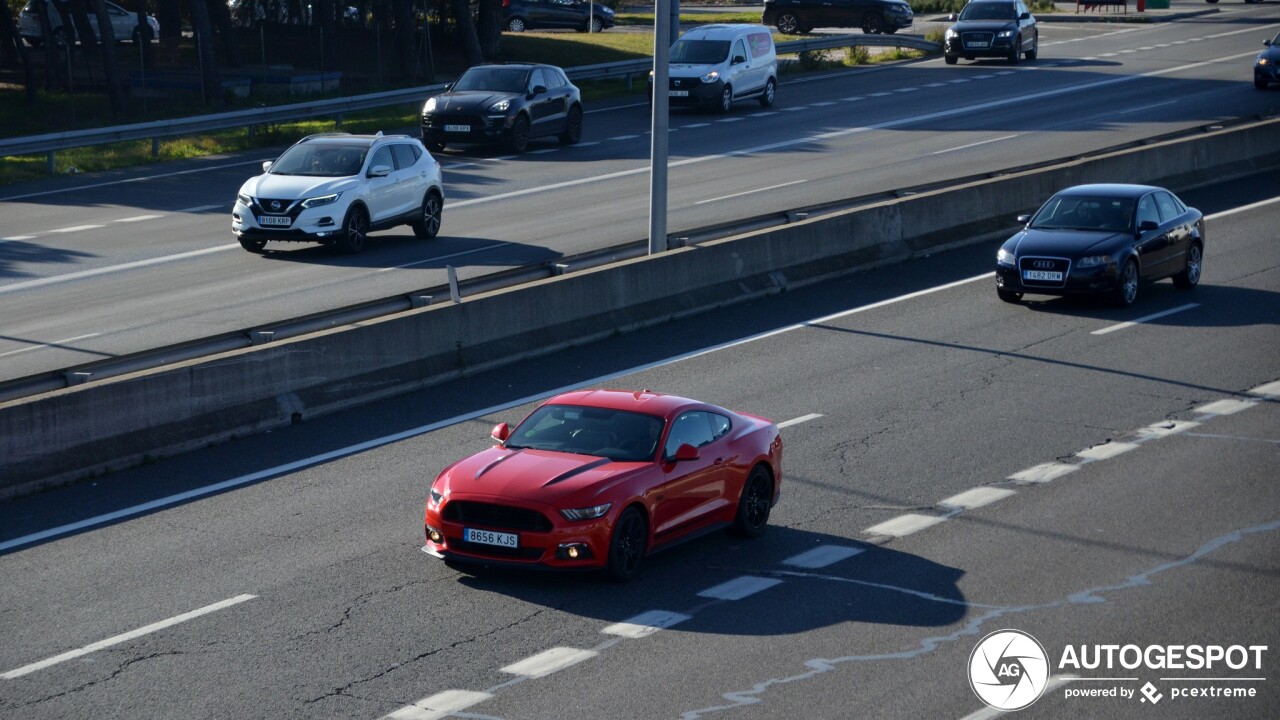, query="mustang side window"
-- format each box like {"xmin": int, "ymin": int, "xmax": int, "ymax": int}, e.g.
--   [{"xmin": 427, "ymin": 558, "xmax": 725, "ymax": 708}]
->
[{"xmin": 664, "ymin": 412, "xmax": 715, "ymax": 459}]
